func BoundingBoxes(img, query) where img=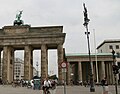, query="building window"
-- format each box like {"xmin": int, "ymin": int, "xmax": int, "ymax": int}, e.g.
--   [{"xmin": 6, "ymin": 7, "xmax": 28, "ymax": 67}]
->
[
  {"xmin": 109, "ymin": 45, "xmax": 113, "ymax": 49},
  {"xmin": 18, "ymin": 70, "xmax": 20, "ymax": 73},
  {"xmin": 116, "ymin": 45, "xmax": 119, "ymax": 49}
]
